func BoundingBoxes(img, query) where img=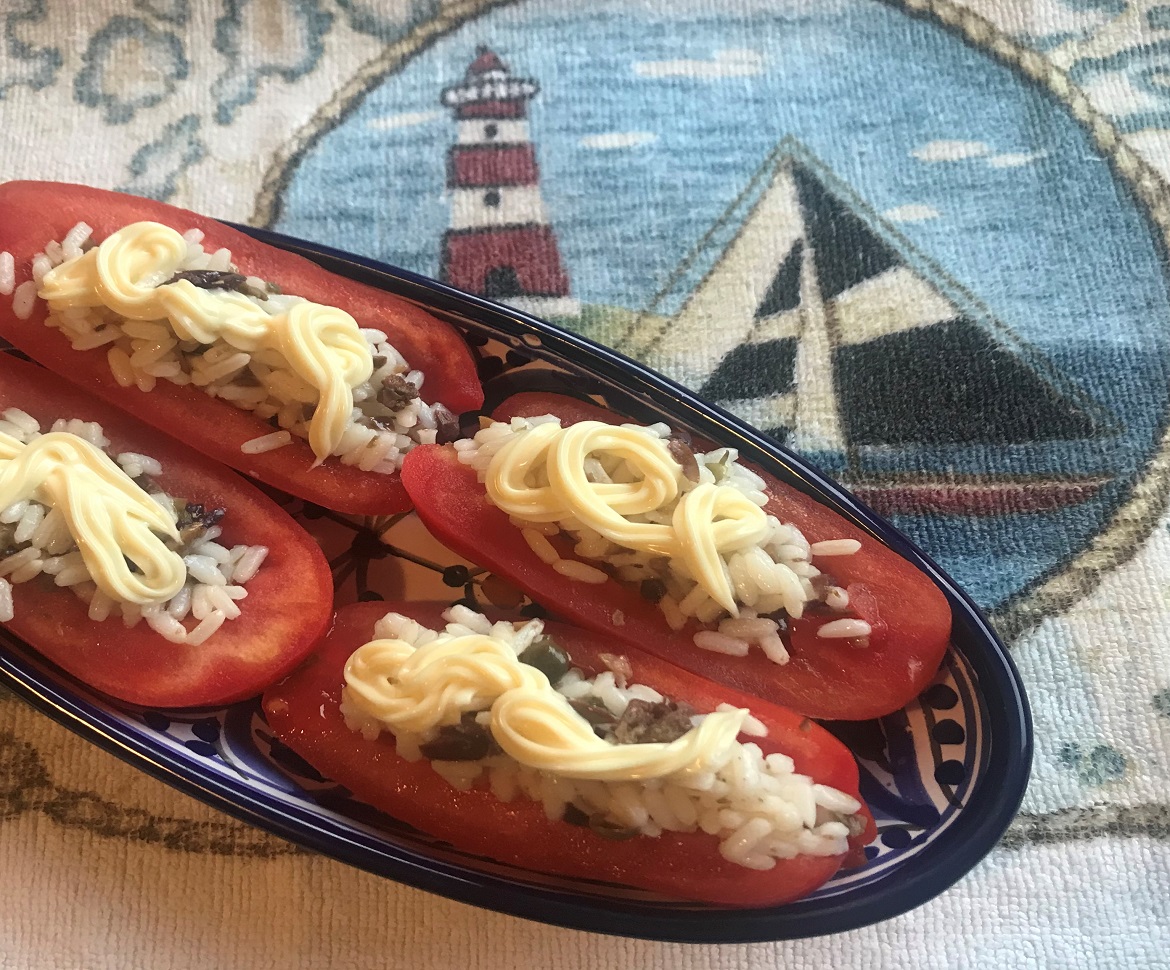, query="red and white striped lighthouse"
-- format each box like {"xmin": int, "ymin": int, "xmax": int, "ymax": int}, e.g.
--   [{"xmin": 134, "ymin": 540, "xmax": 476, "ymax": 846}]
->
[{"xmin": 439, "ymin": 47, "xmax": 578, "ymax": 318}]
